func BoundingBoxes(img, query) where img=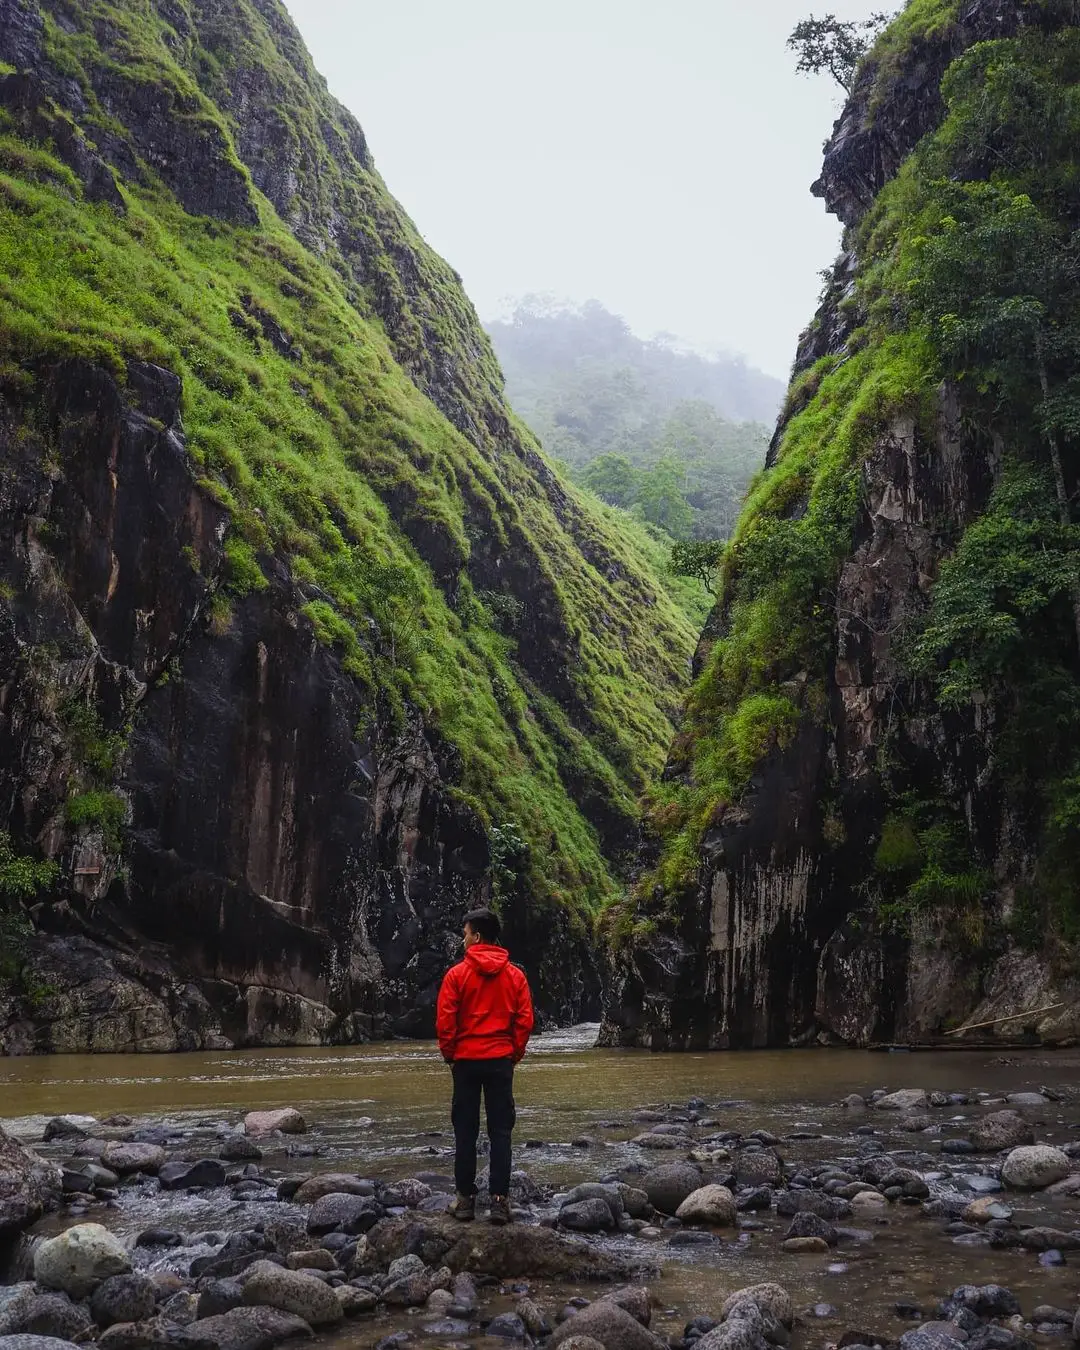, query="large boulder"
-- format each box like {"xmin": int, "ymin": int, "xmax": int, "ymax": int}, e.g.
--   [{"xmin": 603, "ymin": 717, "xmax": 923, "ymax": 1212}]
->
[
  {"xmin": 969, "ymin": 1111, "xmax": 1034, "ymax": 1152},
  {"xmin": 90, "ymin": 1274, "xmax": 158, "ymax": 1328},
  {"xmin": 733, "ymin": 1151, "xmax": 782, "ymax": 1187},
  {"xmin": 305, "ymin": 1193, "xmax": 378, "ymax": 1235},
  {"xmin": 0, "ymin": 1339, "xmax": 89, "ymax": 1350},
  {"xmin": 675, "ymin": 1185, "xmax": 736, "ymax": 1226},
  {"xmin": 549, "ymin": 1301, "xmax": 665, "ymax": 1350},
  {"xmin": 561, "ymin": 1184, "xmax": 625, "ymax": 1226},
  {"xmin": 178, "ymin": 1308, "xmax": 313, "ymax": 1350},
  {"xmin": 874, "ymin": 1089, "xmax": 928, "ymax": 1112},
  {"xmin": 1000, "ymin": 1146, "xmax": 1071, "ymax": 1190},
  {"xmin": 291, "ymin": 1175, "xmax": 371, "ymax": 1205},
  {"xmin": 0, "ymin": 1292, "xmax": 92, "ymax": 1342},
  {"xmin": 365, "ymin": 1215, "xmax": 636, "ymax": 1281},
  {"xmin": 560, "ymin": 1199, "xmax": 614, "ymax": 1233},
  {"xmin": 719, "ymin": 1286, "xmax": 793, "ymax": 1328},
  {"xmin": 158, "ymin": 1161, "xmax": 227, "ymax": 1191},
  {"xmin": 243, "ymin": 1111, "xmax": 305, "ymax": 1137},
  {"xmin": 99, "ymin": 1142, "xmax": 167, "ymax": 1176},
  {"xmin": 240, "ymin": 1261, "xmax": 342, "ymax": 1327},
  {"xmin": 0, "ymin": 1126, "xmax": 61, "ymax": 1237},
  {"xmin": 641, "ymin": 1163, "xmax": 702, "ymax": 1215},
  {"xmin": 34, "ymin": 1224, "xmax": 132, "ymax": 1298}
]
